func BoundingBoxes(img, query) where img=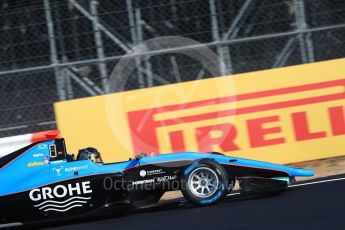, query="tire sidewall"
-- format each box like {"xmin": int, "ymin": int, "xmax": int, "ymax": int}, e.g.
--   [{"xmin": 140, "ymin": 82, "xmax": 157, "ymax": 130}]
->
[{"xmin": 181, "ymin": 159, "xmax": 229, "ymax": 206}]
